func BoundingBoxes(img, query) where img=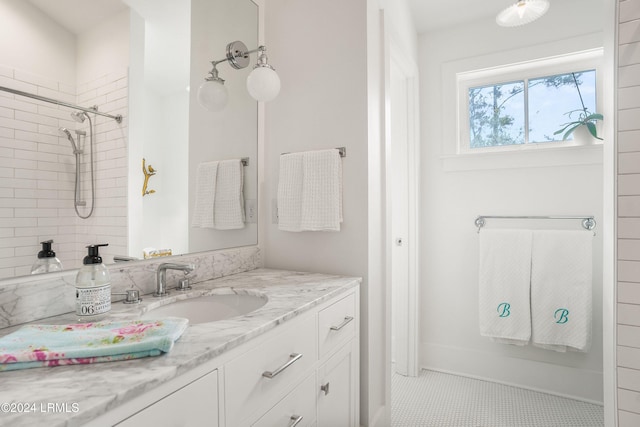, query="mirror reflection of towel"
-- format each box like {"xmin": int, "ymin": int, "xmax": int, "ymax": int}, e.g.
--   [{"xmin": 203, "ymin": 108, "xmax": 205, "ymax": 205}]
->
[
  {"xmin": 192, "ymin": 161, "xmax": 218, "ymax": 228},
  {"xmin": 192, "ymin": 159, "xmax": 245, "ymax": 230},
  {"xmin": 214, "ymin": 160, "xmax": 245, "ymax": 230}
]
